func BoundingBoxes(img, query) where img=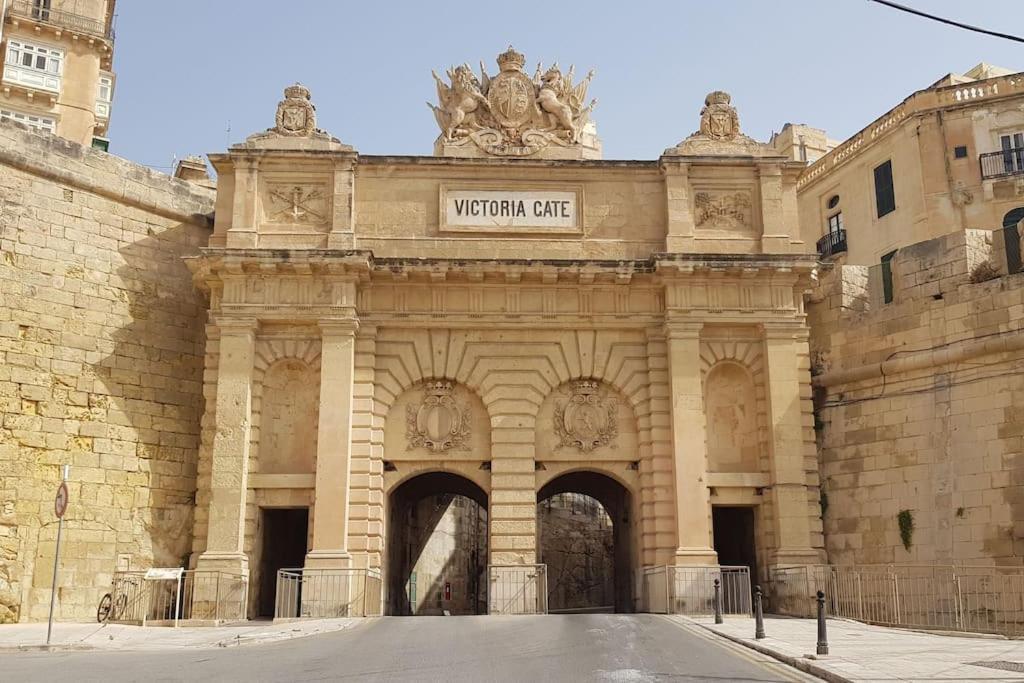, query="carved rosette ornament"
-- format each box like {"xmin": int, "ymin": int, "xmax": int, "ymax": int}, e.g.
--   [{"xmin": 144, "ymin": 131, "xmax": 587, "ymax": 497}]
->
[
  {"xmin": 553, "ymin": 380, "xmax": 618, "ymax": 452},
  {"xmin": 406, "ymin": 380, "xmax": 471, "ymax": 452},
  {"xmin": 429, "ymin": 47, "xmax": 600, "ymax": 159}
]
